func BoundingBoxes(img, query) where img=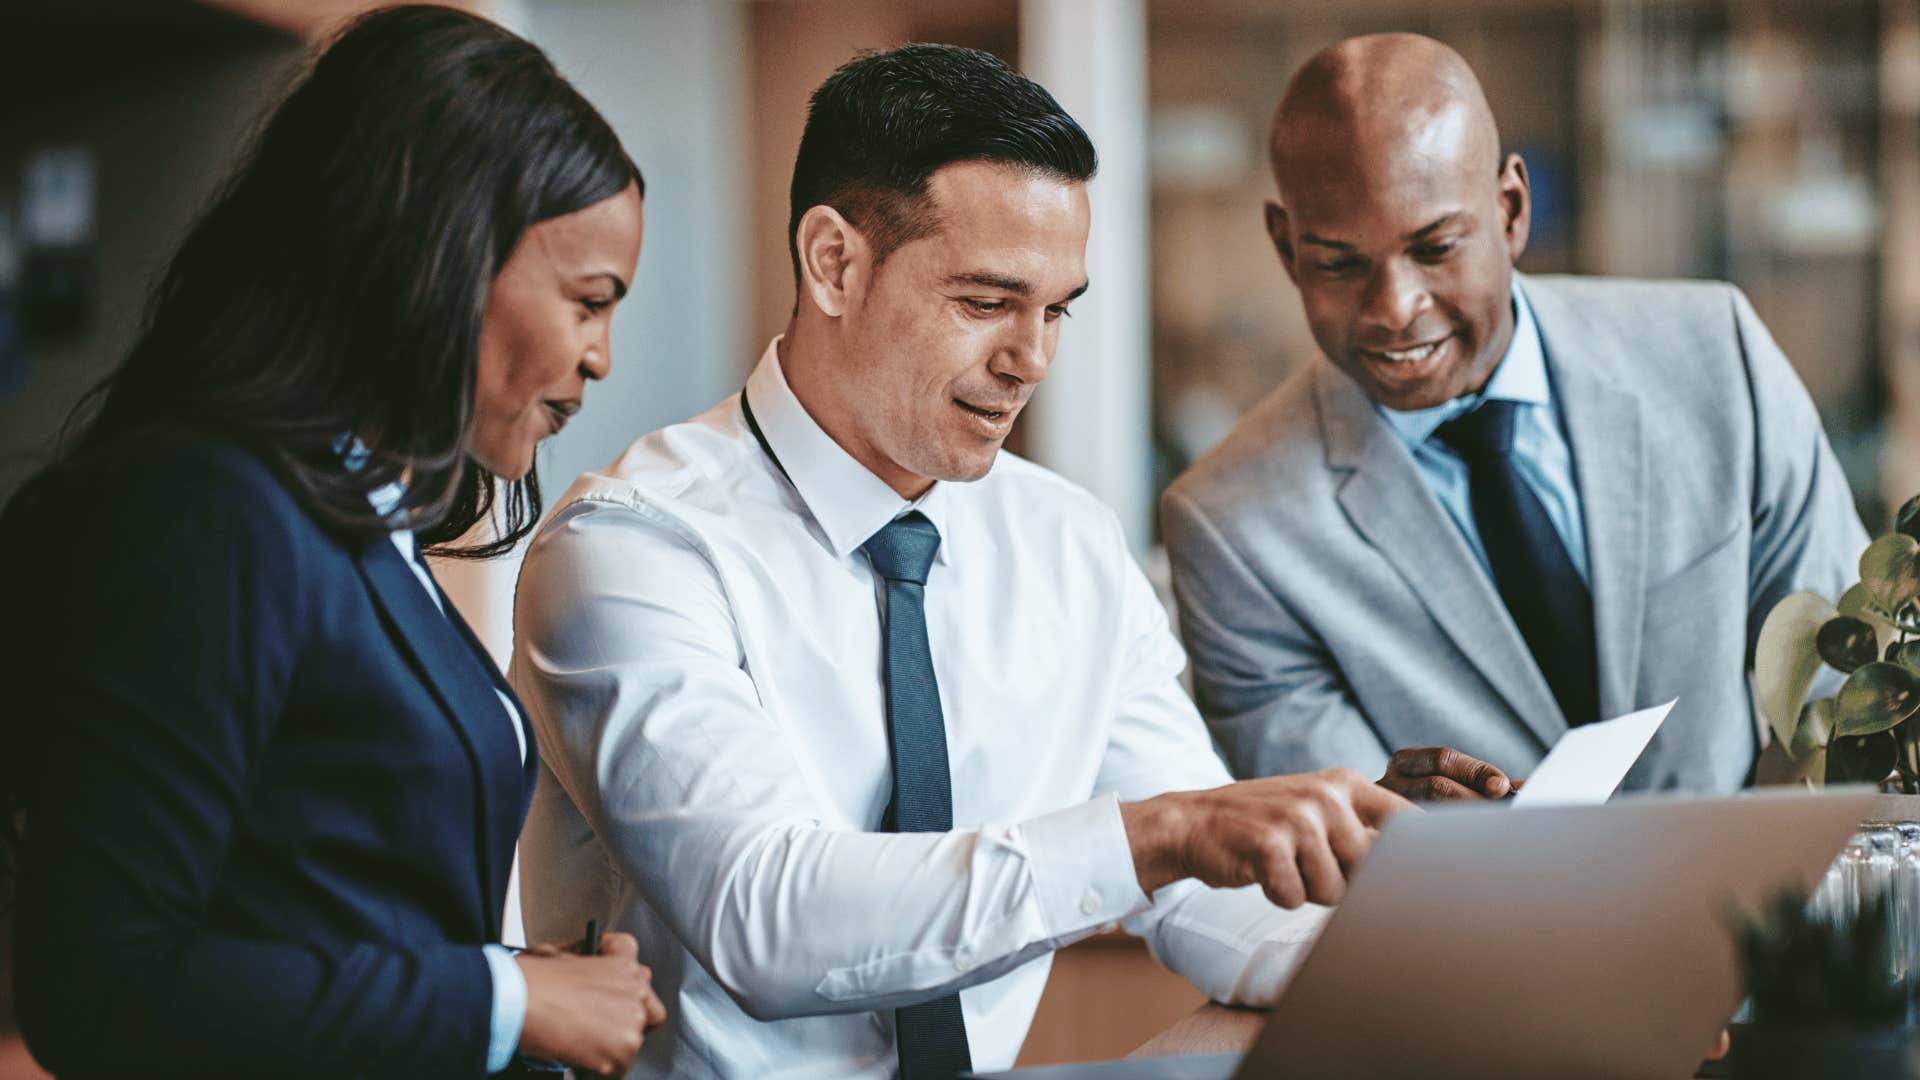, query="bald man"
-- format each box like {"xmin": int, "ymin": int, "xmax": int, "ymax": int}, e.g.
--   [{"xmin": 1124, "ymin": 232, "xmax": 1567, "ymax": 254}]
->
[{"xmin": 1163, "ymin": 34, "xmax": 1868, "ymax": 795}]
